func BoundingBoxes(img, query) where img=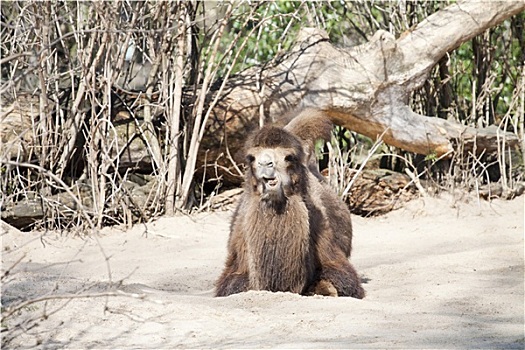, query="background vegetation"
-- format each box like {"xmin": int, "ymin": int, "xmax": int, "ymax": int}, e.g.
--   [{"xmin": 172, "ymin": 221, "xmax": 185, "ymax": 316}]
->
[{"xmin": 1, "ymin": 1, "xmax": 523, "ymax": 231}]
